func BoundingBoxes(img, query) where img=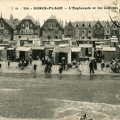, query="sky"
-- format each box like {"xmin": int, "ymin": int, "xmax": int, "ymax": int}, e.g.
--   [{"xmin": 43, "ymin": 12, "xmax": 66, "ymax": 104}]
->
[{"xmin": 0, "ymin": 0, "xmax": 119, "ymax": 26}]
